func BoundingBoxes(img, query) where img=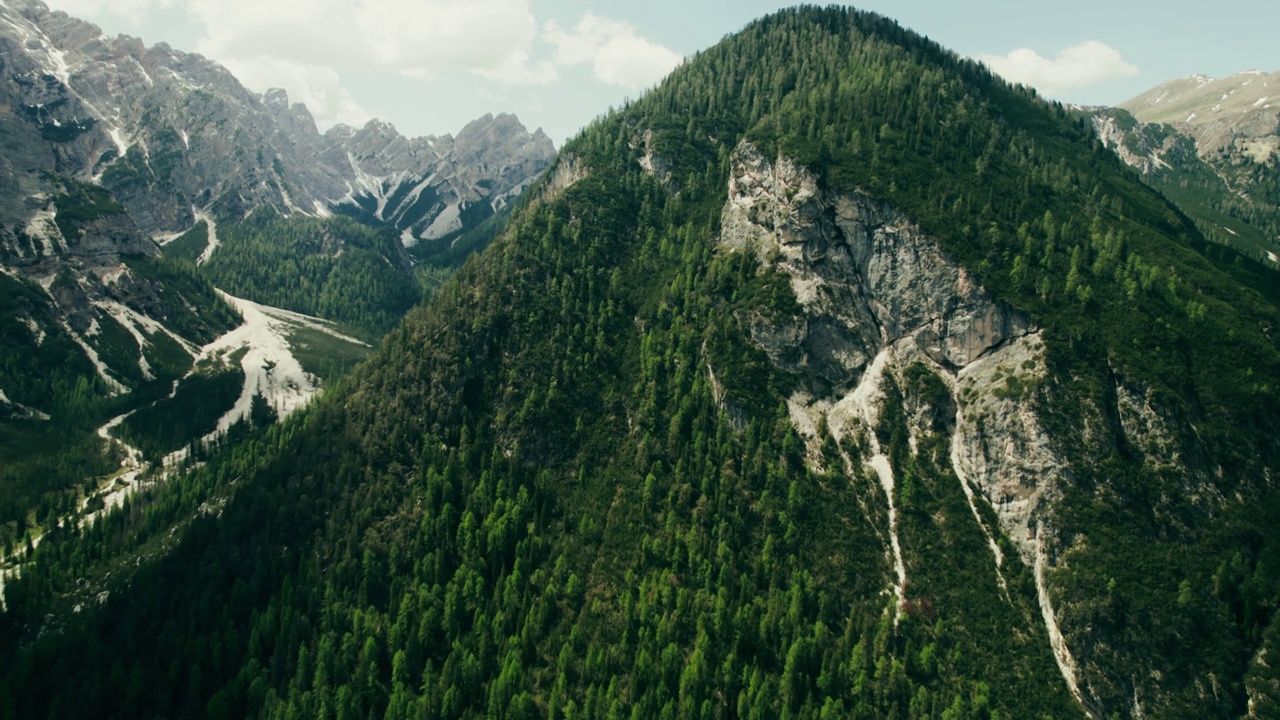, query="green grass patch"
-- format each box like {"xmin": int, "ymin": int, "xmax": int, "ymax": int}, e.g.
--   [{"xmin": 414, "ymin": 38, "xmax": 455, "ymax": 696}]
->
[{"xmin": 285, "ymin": 324, "xmax": 372, "ymax": 384}]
